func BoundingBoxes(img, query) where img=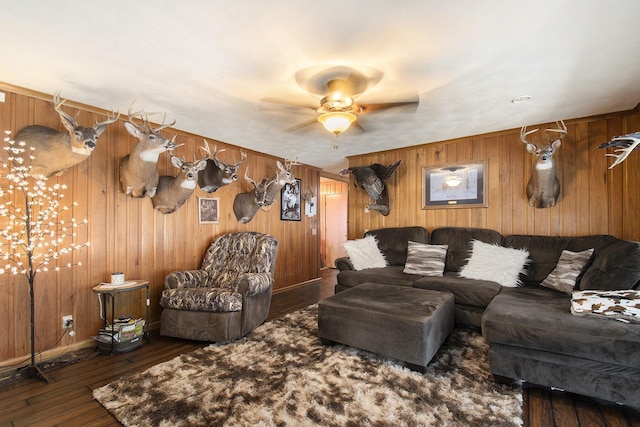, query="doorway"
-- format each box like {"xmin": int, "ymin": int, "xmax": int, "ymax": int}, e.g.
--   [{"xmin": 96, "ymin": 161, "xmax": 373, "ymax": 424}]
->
[{"xmin": 320, "ymin": 177, "xmax": 348, "ymax": 269}]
